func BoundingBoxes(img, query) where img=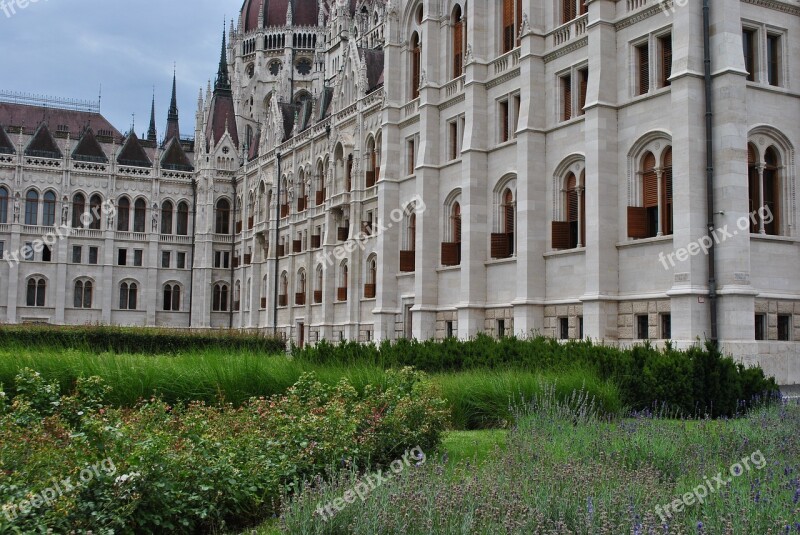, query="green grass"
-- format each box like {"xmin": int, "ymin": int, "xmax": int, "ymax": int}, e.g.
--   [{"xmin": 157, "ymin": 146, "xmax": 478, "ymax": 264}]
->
[{"xmin": 0, "ymin": 347, "xmax": 623, "ymax": 429}]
